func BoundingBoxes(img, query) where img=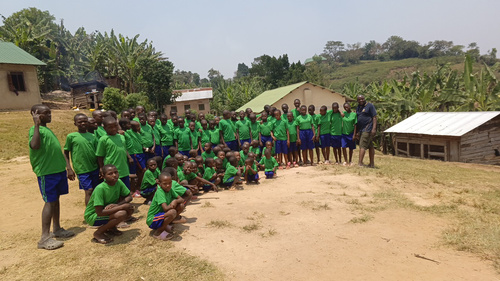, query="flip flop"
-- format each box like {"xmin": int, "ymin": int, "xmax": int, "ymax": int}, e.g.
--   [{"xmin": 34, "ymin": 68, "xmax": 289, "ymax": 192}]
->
[
  {"xmin": 126, "ymin": 216, "xmax": 138, "ymax": 223},
  {"xmin": 52, "ymin": 228, "xmax": 75, "ymax": 238},
  {"xmin": 117, "ymin": 222, "xmax": 130, "ymax": 228},
  {"xmin": 153, "ymin": 231, "xmax": 174, "ymax": 241},
  {"xmin": 173, "ymin": 216, "xmax": 187, "ymax": 224},
  {"xmin": 37, "ymin": 238, "xmax": 64, "ymax": 250},
  {"xmin": 91, "ymin": 237, "xmax": 113, "ymax": 244}
]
